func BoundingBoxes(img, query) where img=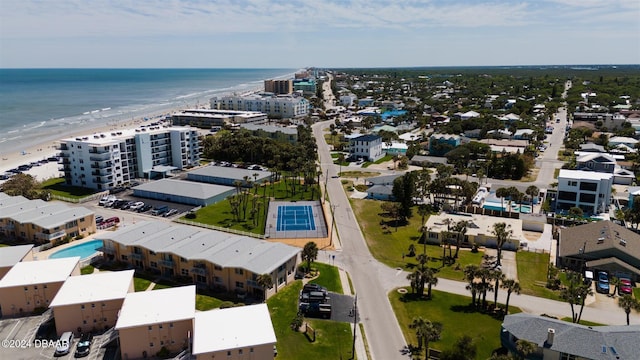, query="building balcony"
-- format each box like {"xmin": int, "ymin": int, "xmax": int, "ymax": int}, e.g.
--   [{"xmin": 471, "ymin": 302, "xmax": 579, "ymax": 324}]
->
[
  {"xmin": 159, "ymin": 259, "xmax": 174, "ymax": 268},
  {"xmin": 191, "ymin": 267, "xmax": 207, "ymax": 276},
  {"xmin": 130, "ymin": 253, "xmax": 144, "ymax": 261},
  {"xmin": 97, "ymin": 246, "xmax": 115, "ymax": 254},
  {"xmin": 2, "ymin": 223, "xmax": 15, "ymax": 230},
  {"xmin": 57, "ymin": 144, "xmax": 69, "ymax": 151},
  {"xmin": 38, "ymin": 230, "xmax": 66, "ymax": 241}
]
